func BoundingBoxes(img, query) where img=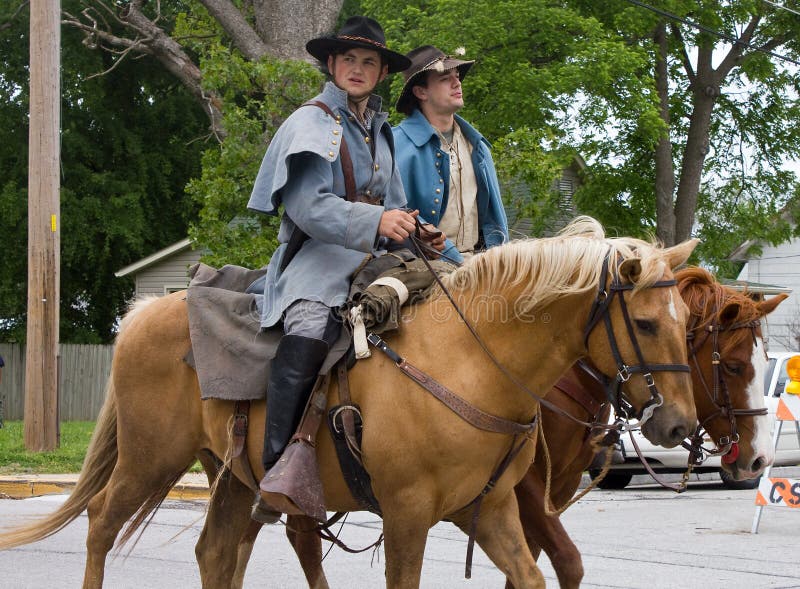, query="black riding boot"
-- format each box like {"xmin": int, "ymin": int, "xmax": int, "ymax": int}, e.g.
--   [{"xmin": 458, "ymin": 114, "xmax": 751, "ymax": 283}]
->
[{"xmin": 253, "ymin": 334, "xmax": 328, "ymax": 523}]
